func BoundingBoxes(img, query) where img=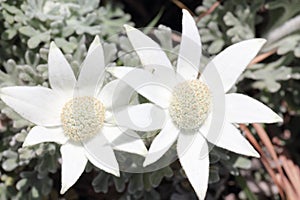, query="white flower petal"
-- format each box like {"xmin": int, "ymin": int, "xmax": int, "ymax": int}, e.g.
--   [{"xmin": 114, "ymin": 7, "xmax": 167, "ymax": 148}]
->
[
  {"xmin": 48, "ymin": 42, "xmax": 76, "ymax": 97},
  {"xmin": 87, "ymin": 36, "xmax": 101, "ymax": 56},
  {"xmin": 83, "ymin": 132, "xmax": 120, "ymax": 176},
  {"xmin": 76, "ymin": 43, "xmax": 105, "ymax": 97},
  {"xmin": 177, "ymin": 132, "xmax": 209, "ymax": 200},
  {"xmin": 113, "ymin": 103, "xmax": 166, "ymax": 131},
  {"xmin": 206, "ymin": 122, "xmax": 259, "ymax": 157},
  {"xmin": 23, "ymin": 126, "xmax": 68, "ymax": 147},
  {"xmin": 143, "ymin": 119, "xmax": 180, "ymax": 166},
  {"xmin": 107, "ymin": 67, "xmax": 172, "ymax": 108},
  {"xmin": 206, "ymin": 39, "xmax": 266, "ymax": 92},
  {"xmin": 225, "ymin": 93, "xmax": 282, "ymax": 123},
  {"xmin": 102, "ymin": 126, "xmax": 147, "ymax": 156},
  {"xmin": 124, "ymin": 24, "xmax": 173, "ymax": 70},
  {"xmin": 60, "ymin": 142, "xmax": 88, "ymax": 194},
  {"xmin": 0, "ymin": 86, "xmax": 64, "ymax": 126},
  {"xmin": 176, "ymin": 9, "xmax": 202, "ymax": 80},
  {"xmin": 98, "ymin": 80, "xmax": 133, "ymax": 109}
]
